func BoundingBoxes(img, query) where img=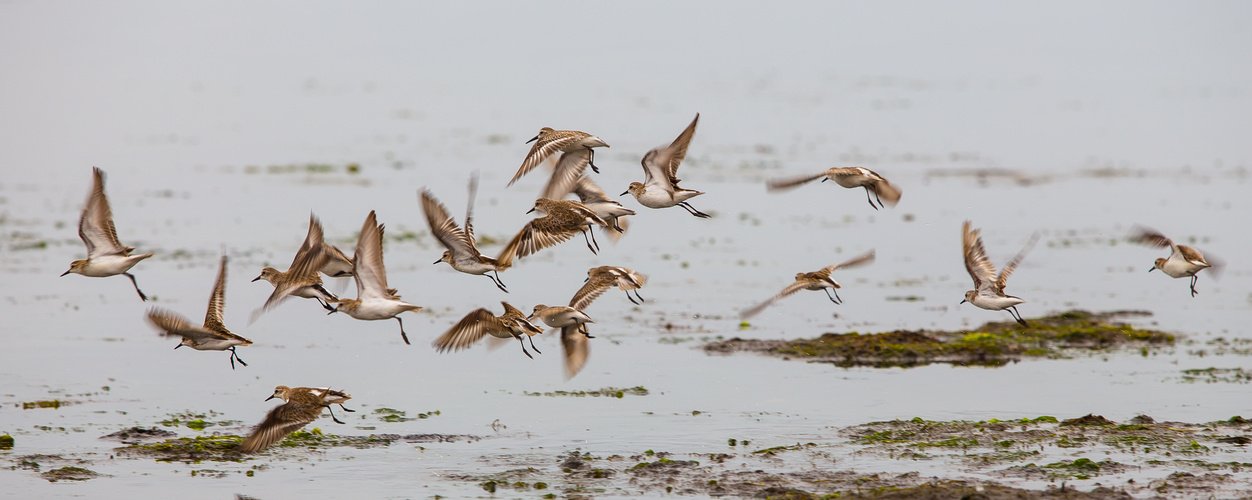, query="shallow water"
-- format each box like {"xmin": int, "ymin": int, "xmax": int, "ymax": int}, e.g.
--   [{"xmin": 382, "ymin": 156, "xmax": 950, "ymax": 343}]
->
[{"xmin": 2, "ymin": 1, "xmax": 1251, "ymax": 497}]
